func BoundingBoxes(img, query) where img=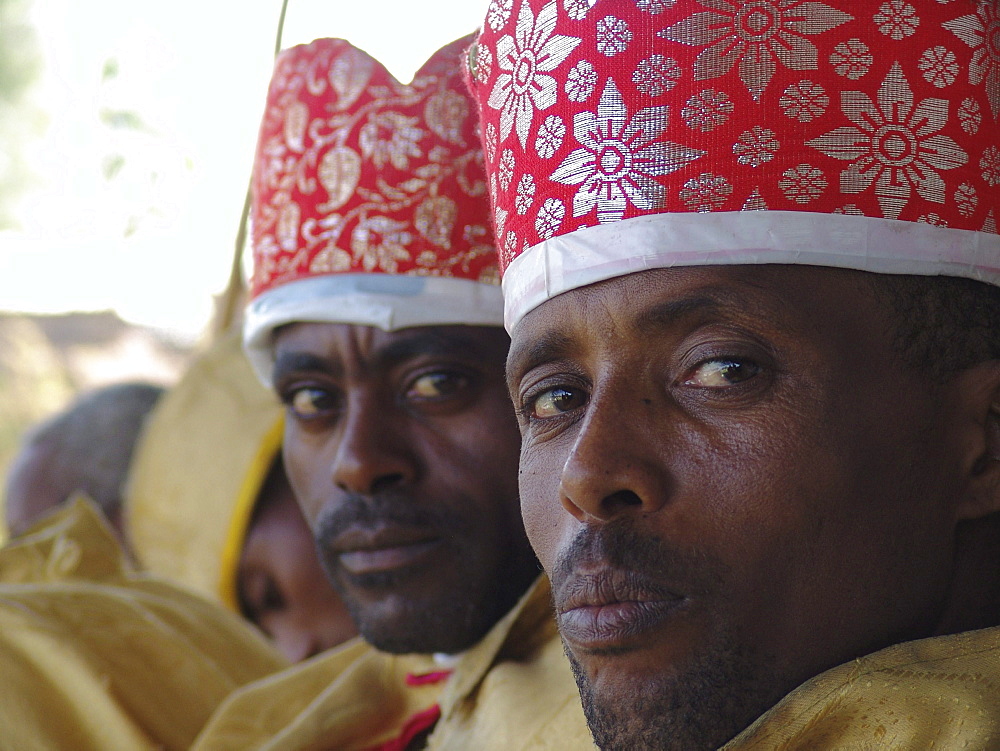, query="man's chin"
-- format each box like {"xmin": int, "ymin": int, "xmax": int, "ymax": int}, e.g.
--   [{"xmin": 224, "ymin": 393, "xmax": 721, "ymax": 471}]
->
[
  {"xmin": 566, "ymin": 637, "xmax": 779, "ymax": 751},
  {"xmin": 344, "ymin": 586, "xmax": 495, "ymax": 655}
]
